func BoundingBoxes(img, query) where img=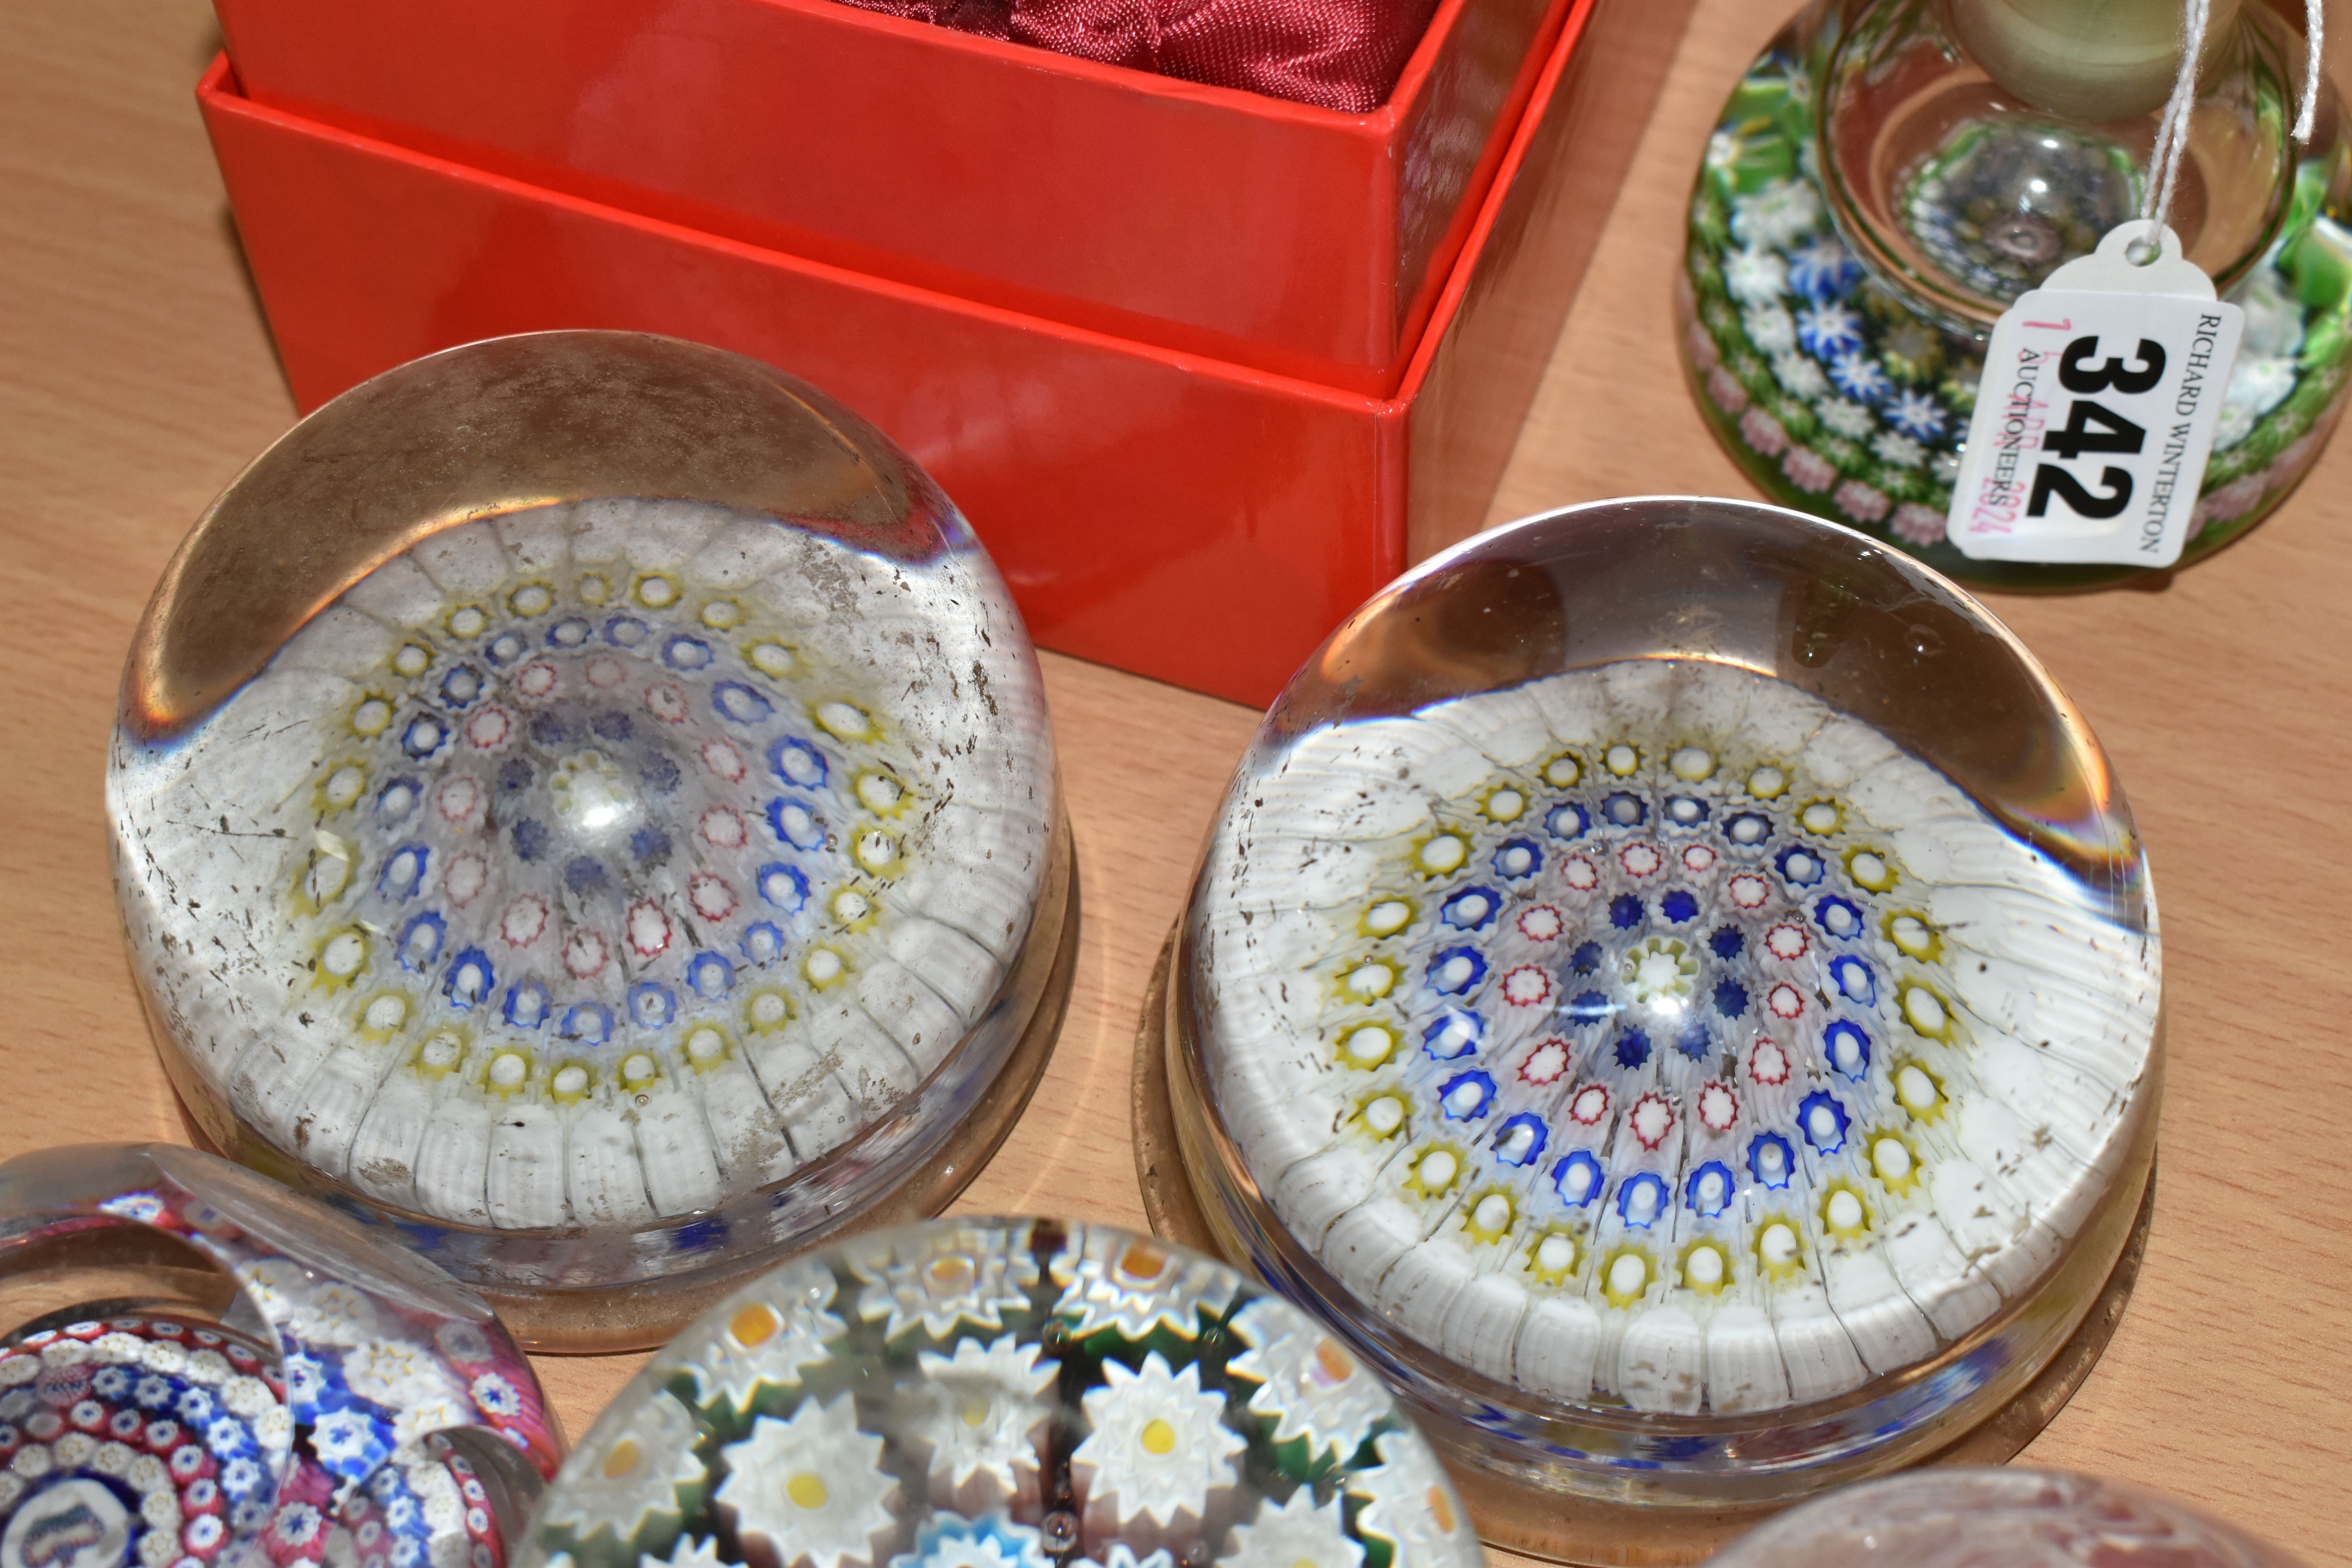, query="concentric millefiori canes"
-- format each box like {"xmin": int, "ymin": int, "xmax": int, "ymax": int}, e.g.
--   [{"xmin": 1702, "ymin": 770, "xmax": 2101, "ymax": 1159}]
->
[
  {"xmin": 112, "ymin": 498, "xmax": 1054, "ymax": 1240},
  {"xmin": 1191, "ymin": 657, "xmax": 2158, "ymax": 1417},
  {"xmin": 0, "ymin": 1145, "xmax": 559, "ymax": 1568}
]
